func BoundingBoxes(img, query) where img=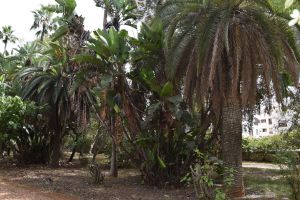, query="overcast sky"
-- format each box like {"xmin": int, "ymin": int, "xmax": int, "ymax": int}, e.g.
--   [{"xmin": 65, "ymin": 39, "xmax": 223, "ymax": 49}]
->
[{"xmin": 0, "ymin": 0, "xmax": 105, "ymax": 50}]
